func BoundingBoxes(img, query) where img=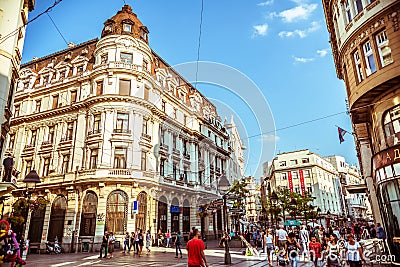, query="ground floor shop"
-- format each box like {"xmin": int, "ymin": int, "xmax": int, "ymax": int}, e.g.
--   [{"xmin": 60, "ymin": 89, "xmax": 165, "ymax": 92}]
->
[{"xmin": 10, "ymin": 183, "xmax": 225, "ymax": 253}]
